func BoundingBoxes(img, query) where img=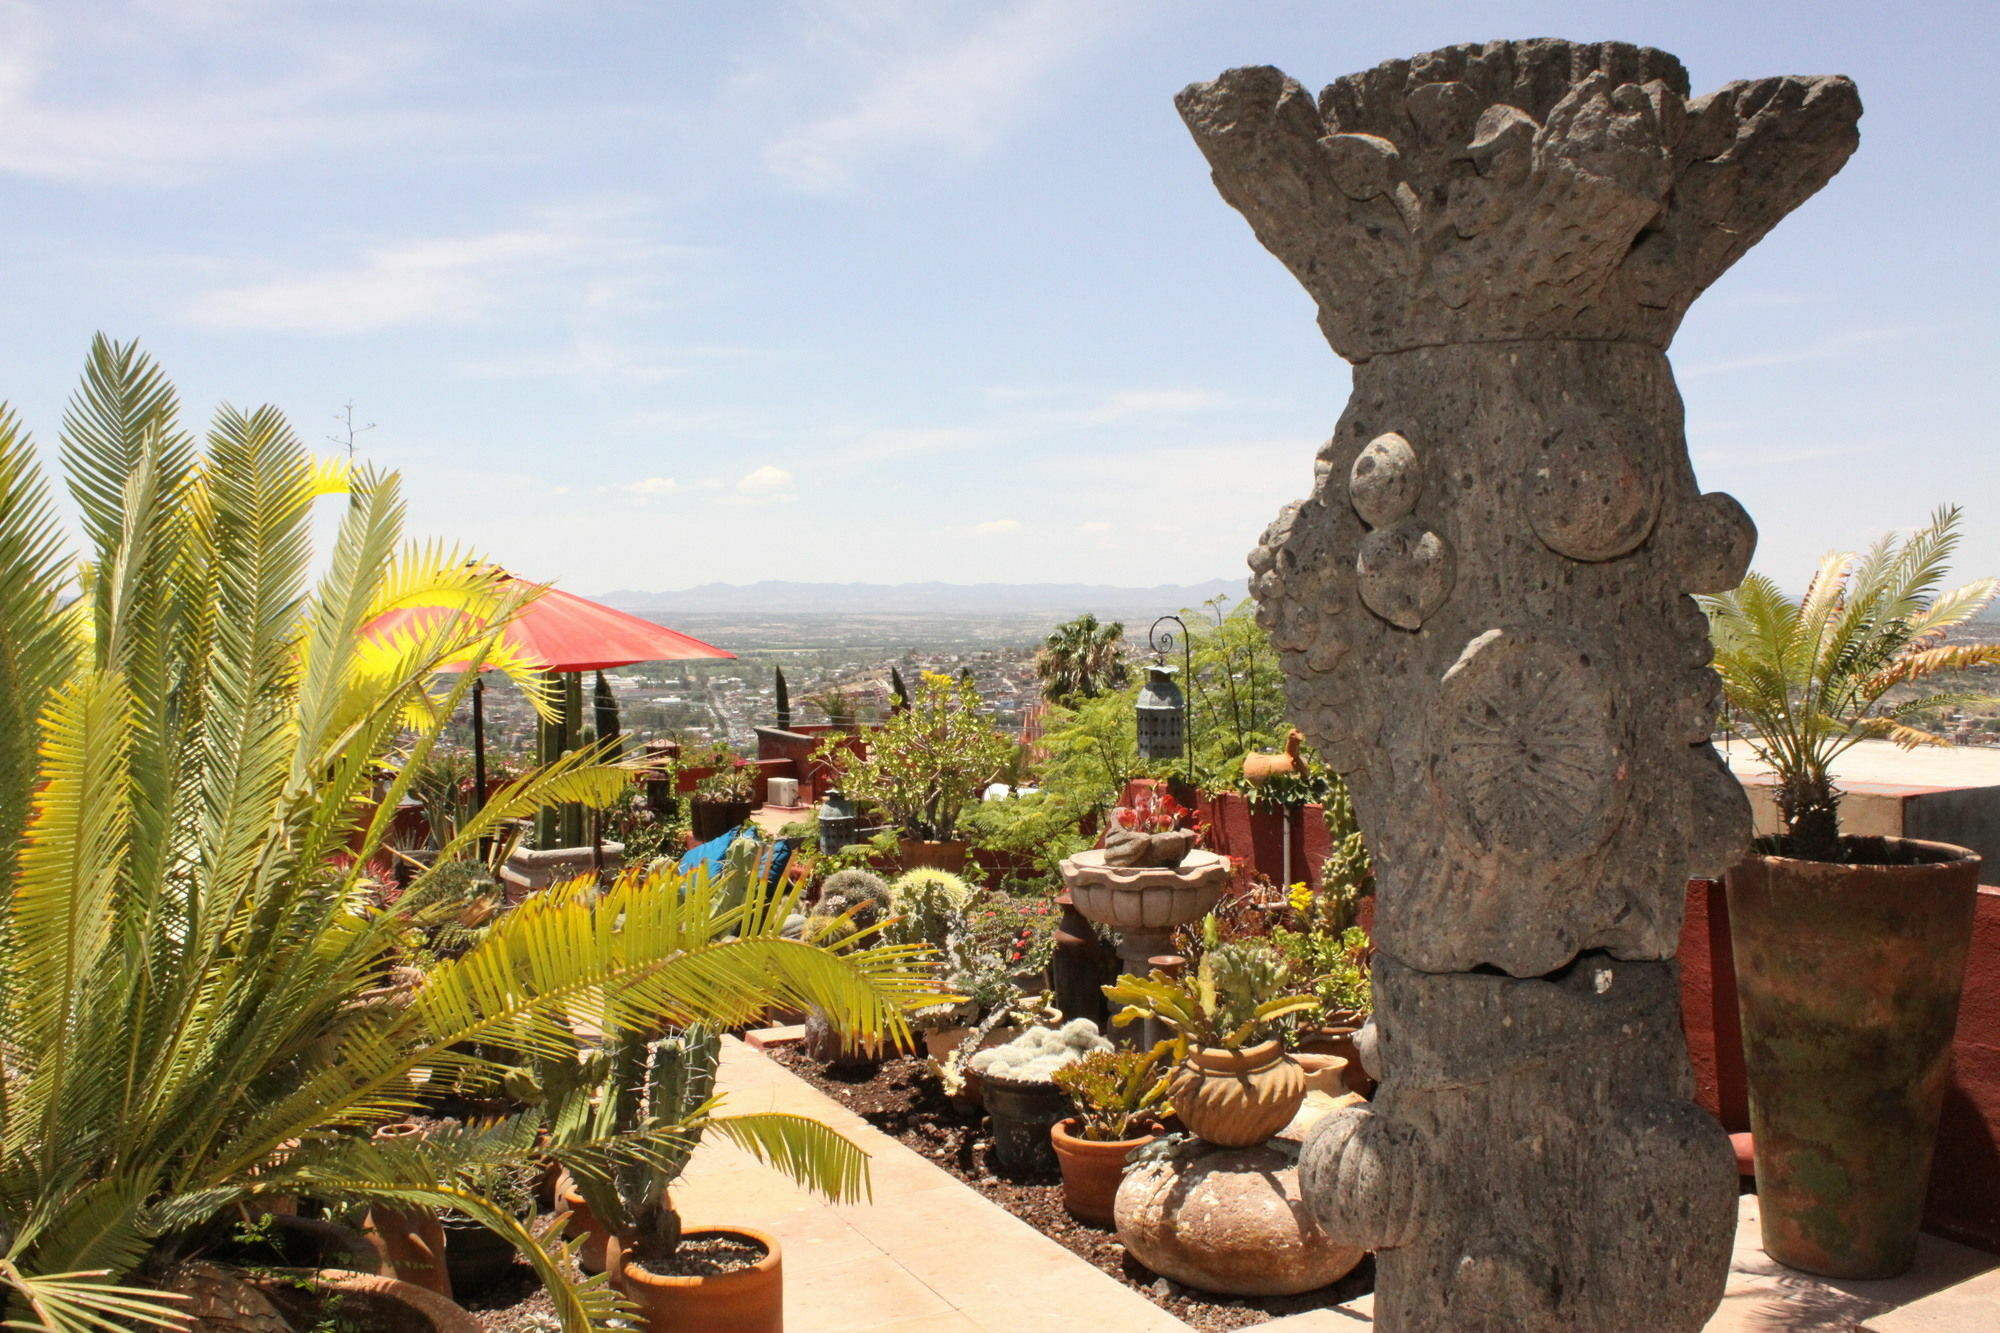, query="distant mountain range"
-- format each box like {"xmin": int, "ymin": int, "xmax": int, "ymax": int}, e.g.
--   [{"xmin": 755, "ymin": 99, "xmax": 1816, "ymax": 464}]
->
[{"xmin": 597, "ymin": 578, "xmax": 1249, "ymax": 618}]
